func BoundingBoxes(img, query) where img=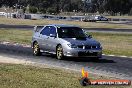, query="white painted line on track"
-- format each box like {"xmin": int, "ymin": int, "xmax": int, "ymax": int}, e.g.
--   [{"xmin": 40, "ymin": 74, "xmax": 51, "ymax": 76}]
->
[
  {"xmin": 120, "ymin": 56, "xmax": 128, "ymax": 58},
  {"xmin": 107, "ymin": 55, "xmax": 115, "ymax": 57}
]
